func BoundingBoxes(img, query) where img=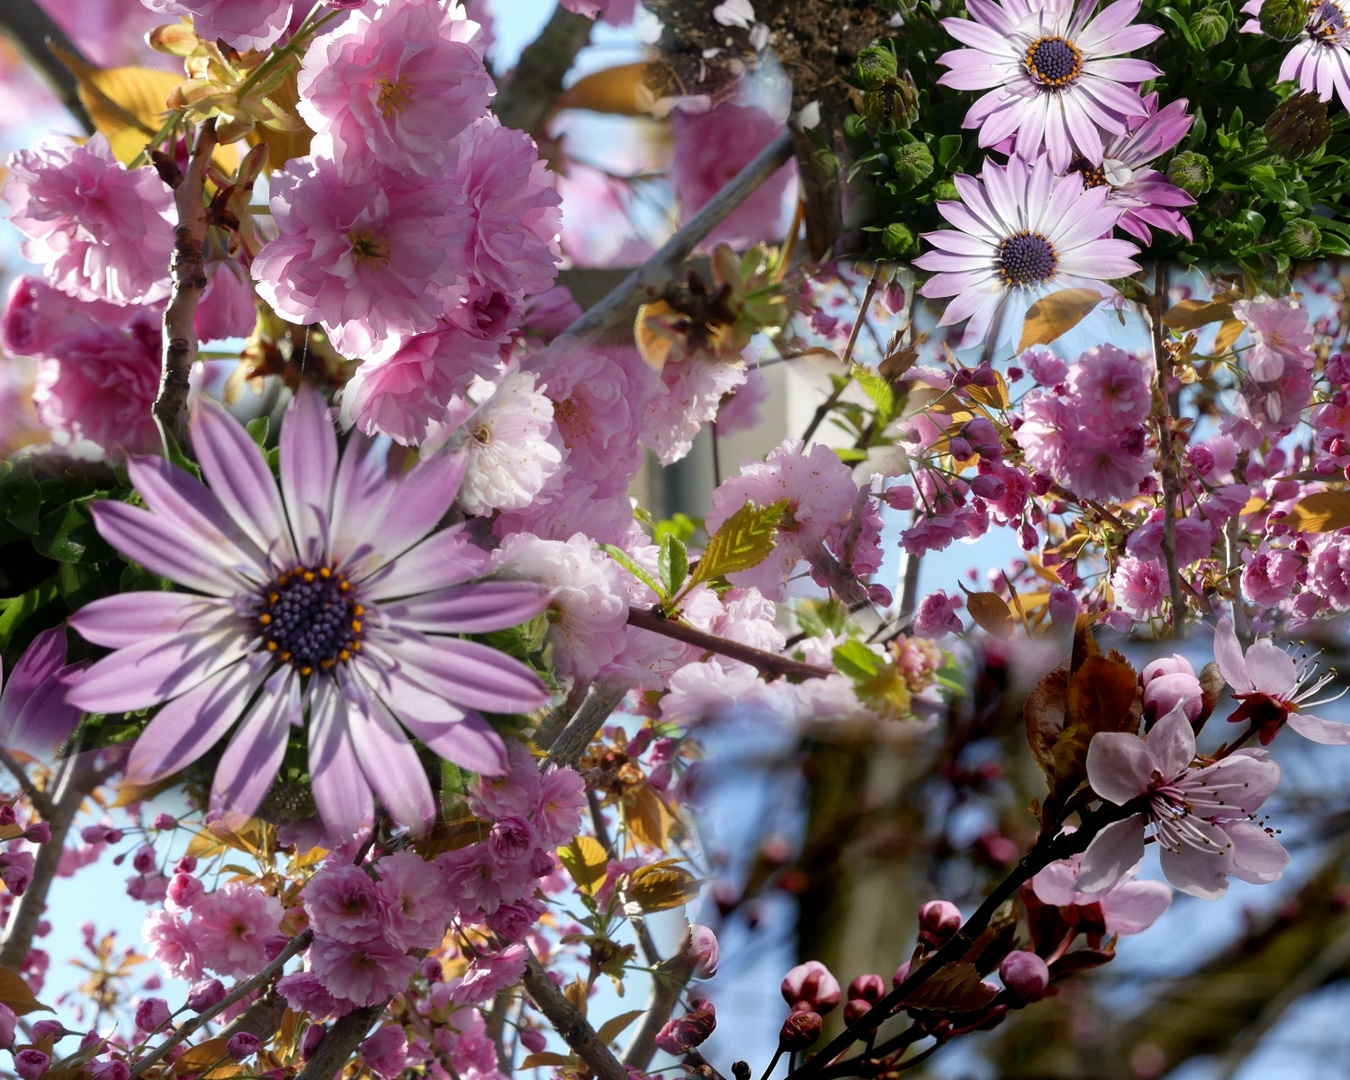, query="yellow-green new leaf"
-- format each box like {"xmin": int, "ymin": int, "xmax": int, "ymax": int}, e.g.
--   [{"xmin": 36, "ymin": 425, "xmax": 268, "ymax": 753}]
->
[
  {"xmin": 1284, "ymin": 491, "xmax": 1350, "ymax": 533},
  {"xmin": 626, "ymin": 862, "xmax": 702, "ymax": 912},
  {"xmin": 558, "ymin": 835, "xmax": 608, "ymax": 895},
  {"xmin": 1016, "ymin": 288, "xmax": 1103, "ymax": 351},
  {"xmin": 688, "ymin": 500, "xmax": 787, "ymax": 588}
]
